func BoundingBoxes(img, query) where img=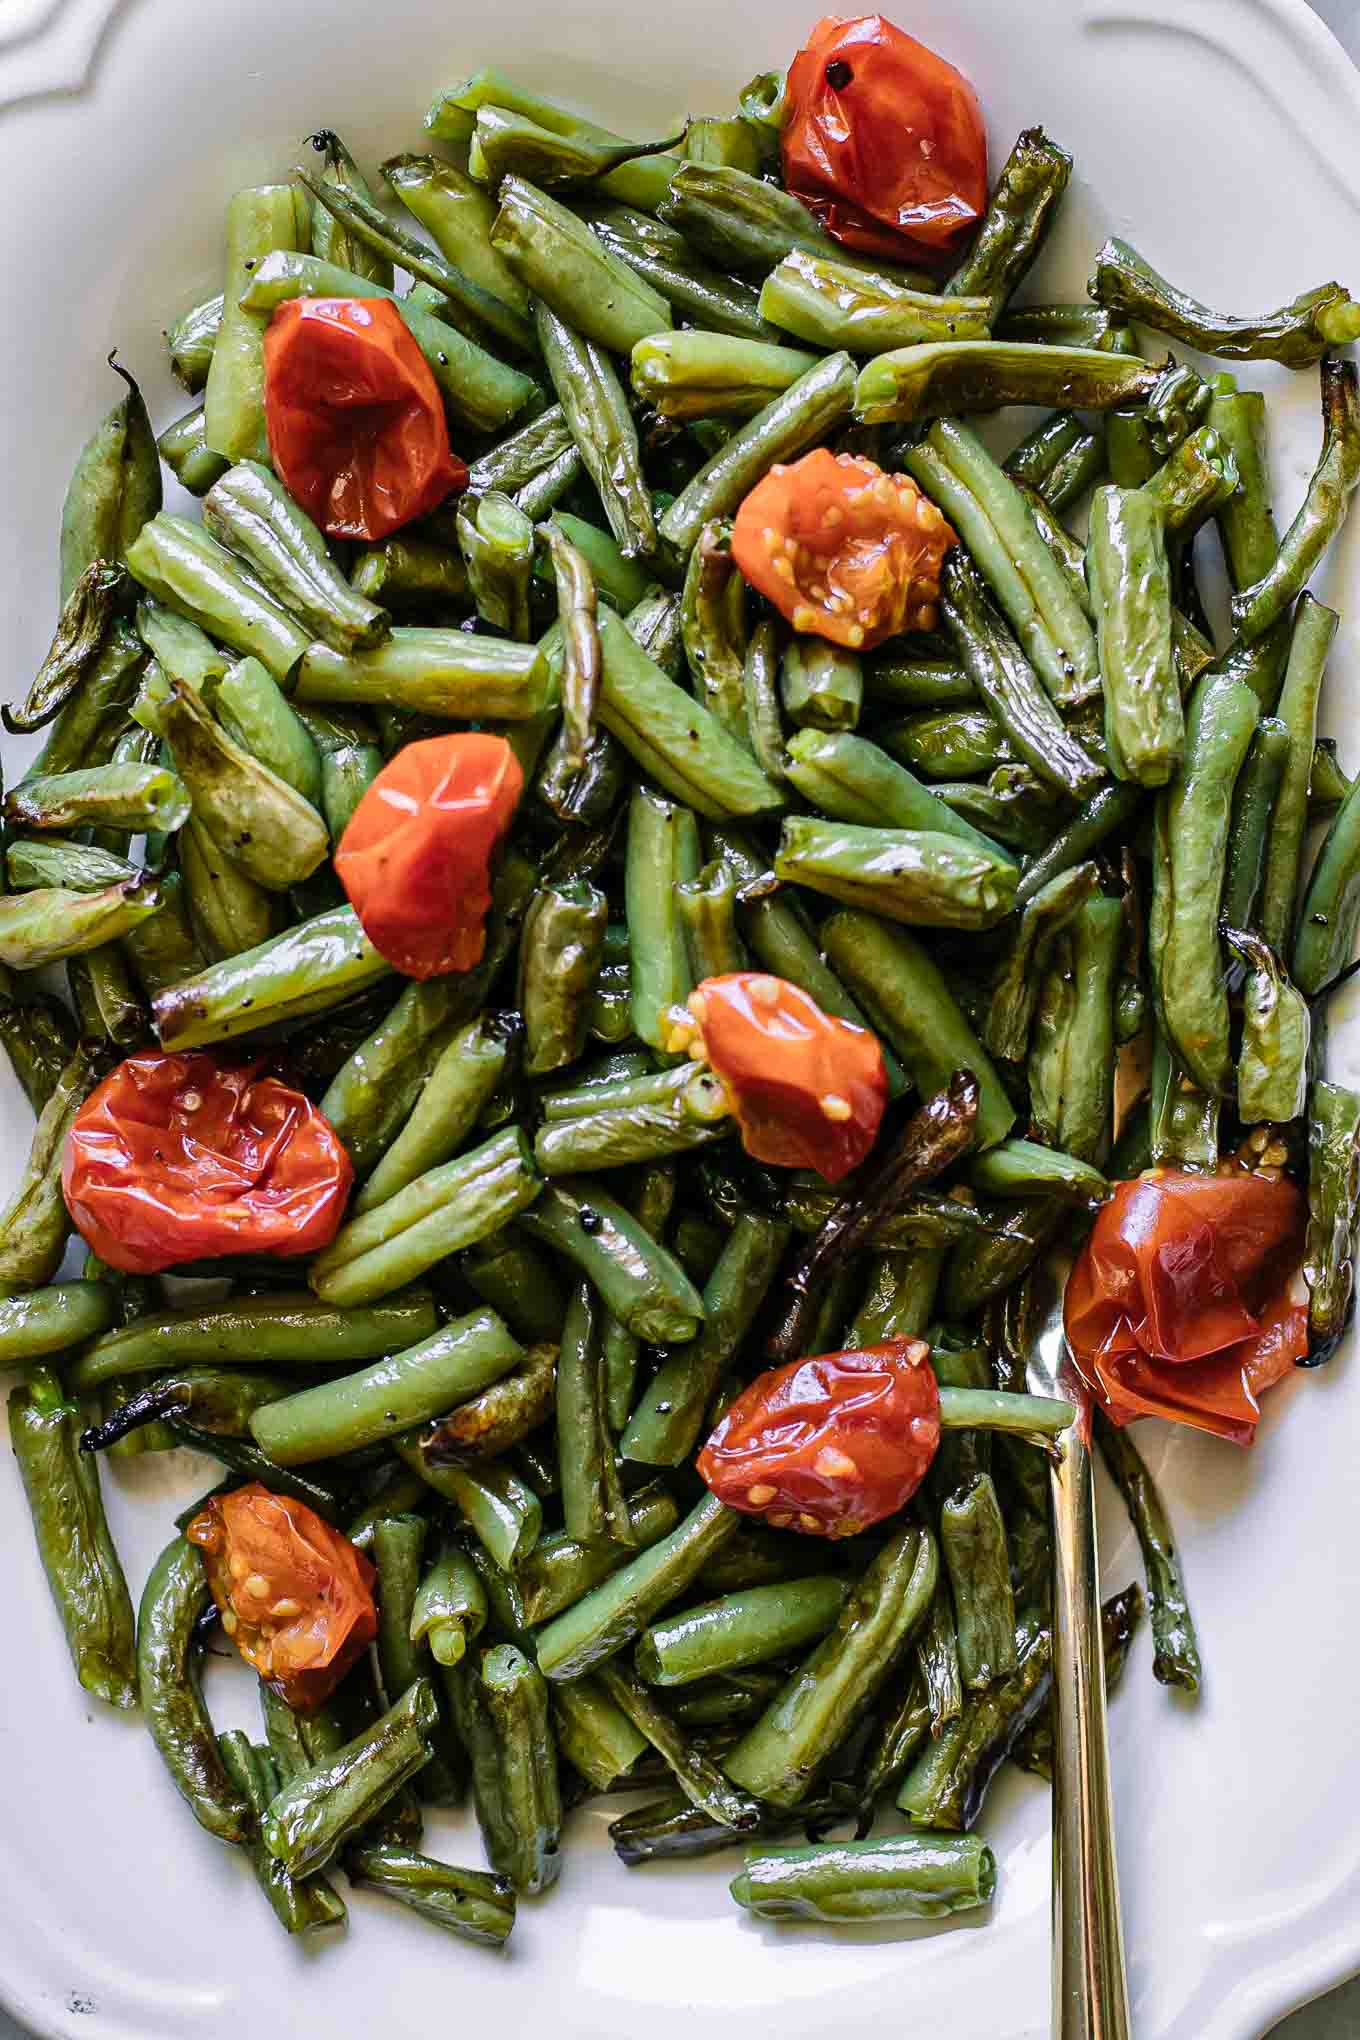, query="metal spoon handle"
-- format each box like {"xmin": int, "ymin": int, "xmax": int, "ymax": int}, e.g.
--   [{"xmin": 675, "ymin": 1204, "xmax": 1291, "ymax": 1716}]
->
[{"xmin": 1049, "ymin": 1421, "xmax": 1132, "ymax": 2040}]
